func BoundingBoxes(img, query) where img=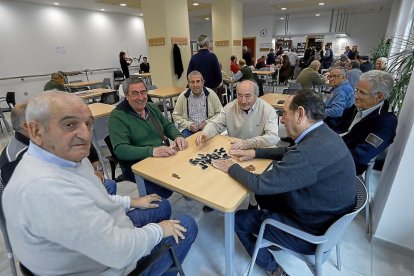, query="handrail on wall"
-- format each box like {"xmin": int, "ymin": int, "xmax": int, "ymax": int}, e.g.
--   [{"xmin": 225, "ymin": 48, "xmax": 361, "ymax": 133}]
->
[{"xmin": 0, "ymin": 66, "xmax": 140, "ymax": 81}]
